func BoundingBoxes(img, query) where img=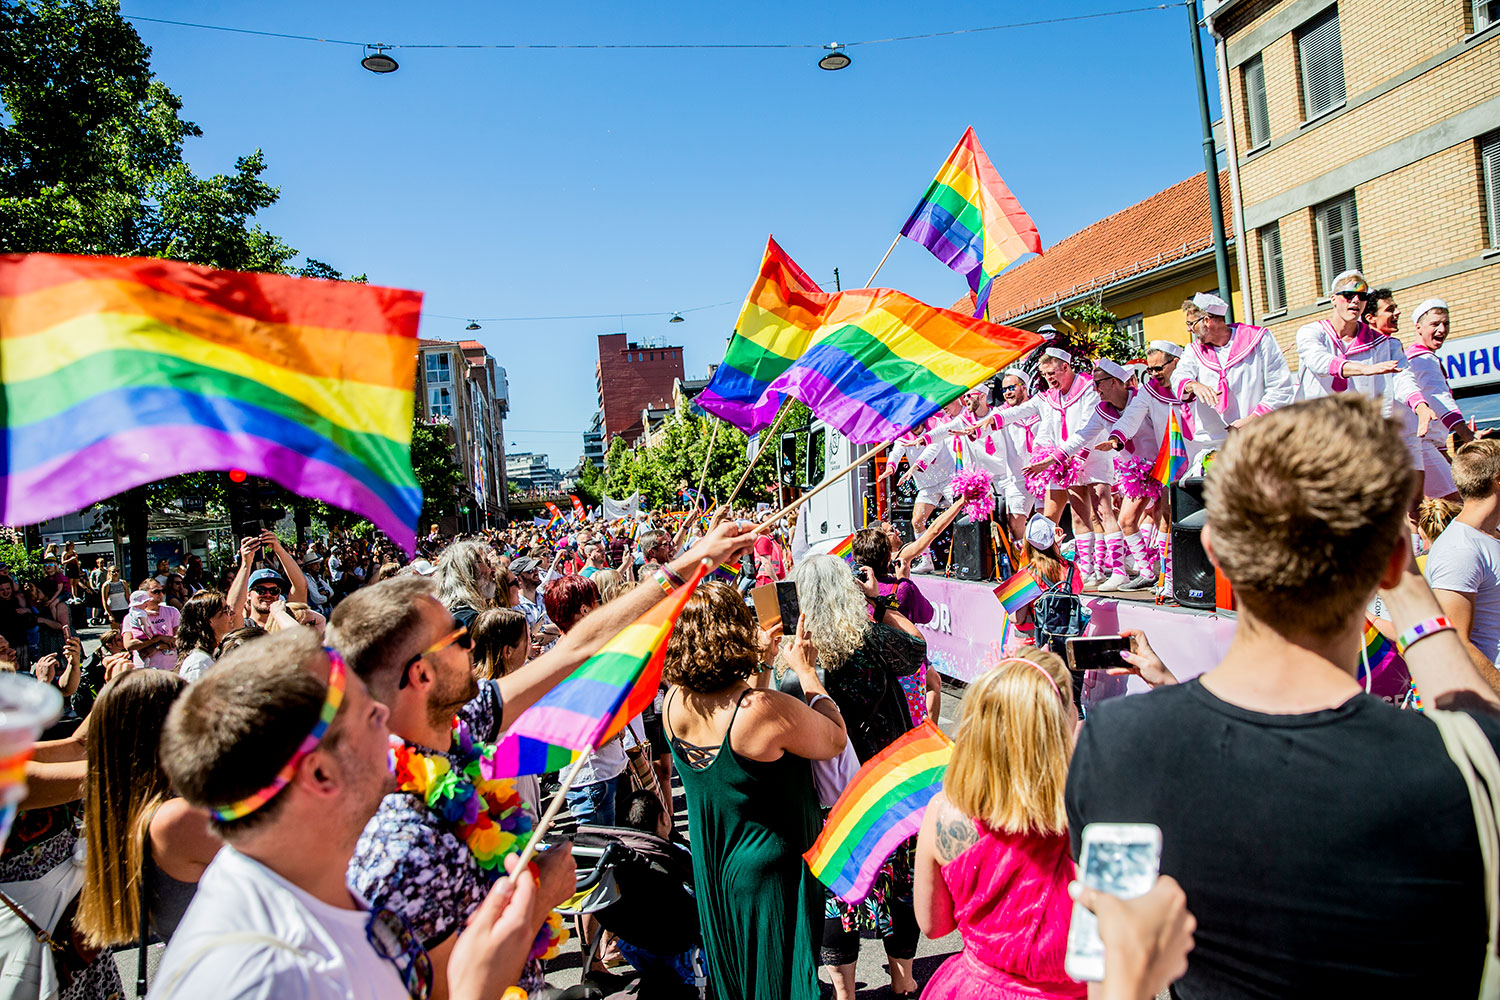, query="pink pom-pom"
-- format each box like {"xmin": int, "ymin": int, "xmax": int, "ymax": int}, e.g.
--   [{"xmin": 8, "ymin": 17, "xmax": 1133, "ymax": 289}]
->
[
  {"xmin": 949, "ymin": 469, "xmax": 994, "ymax": 522},
  {"xmin": 1024, "ymin": 446, "xmax": 1084, "ymax": 494},
  {"xmin": 1112, "ymin": 455, "xmax": 1163, "ymax": 502}
]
